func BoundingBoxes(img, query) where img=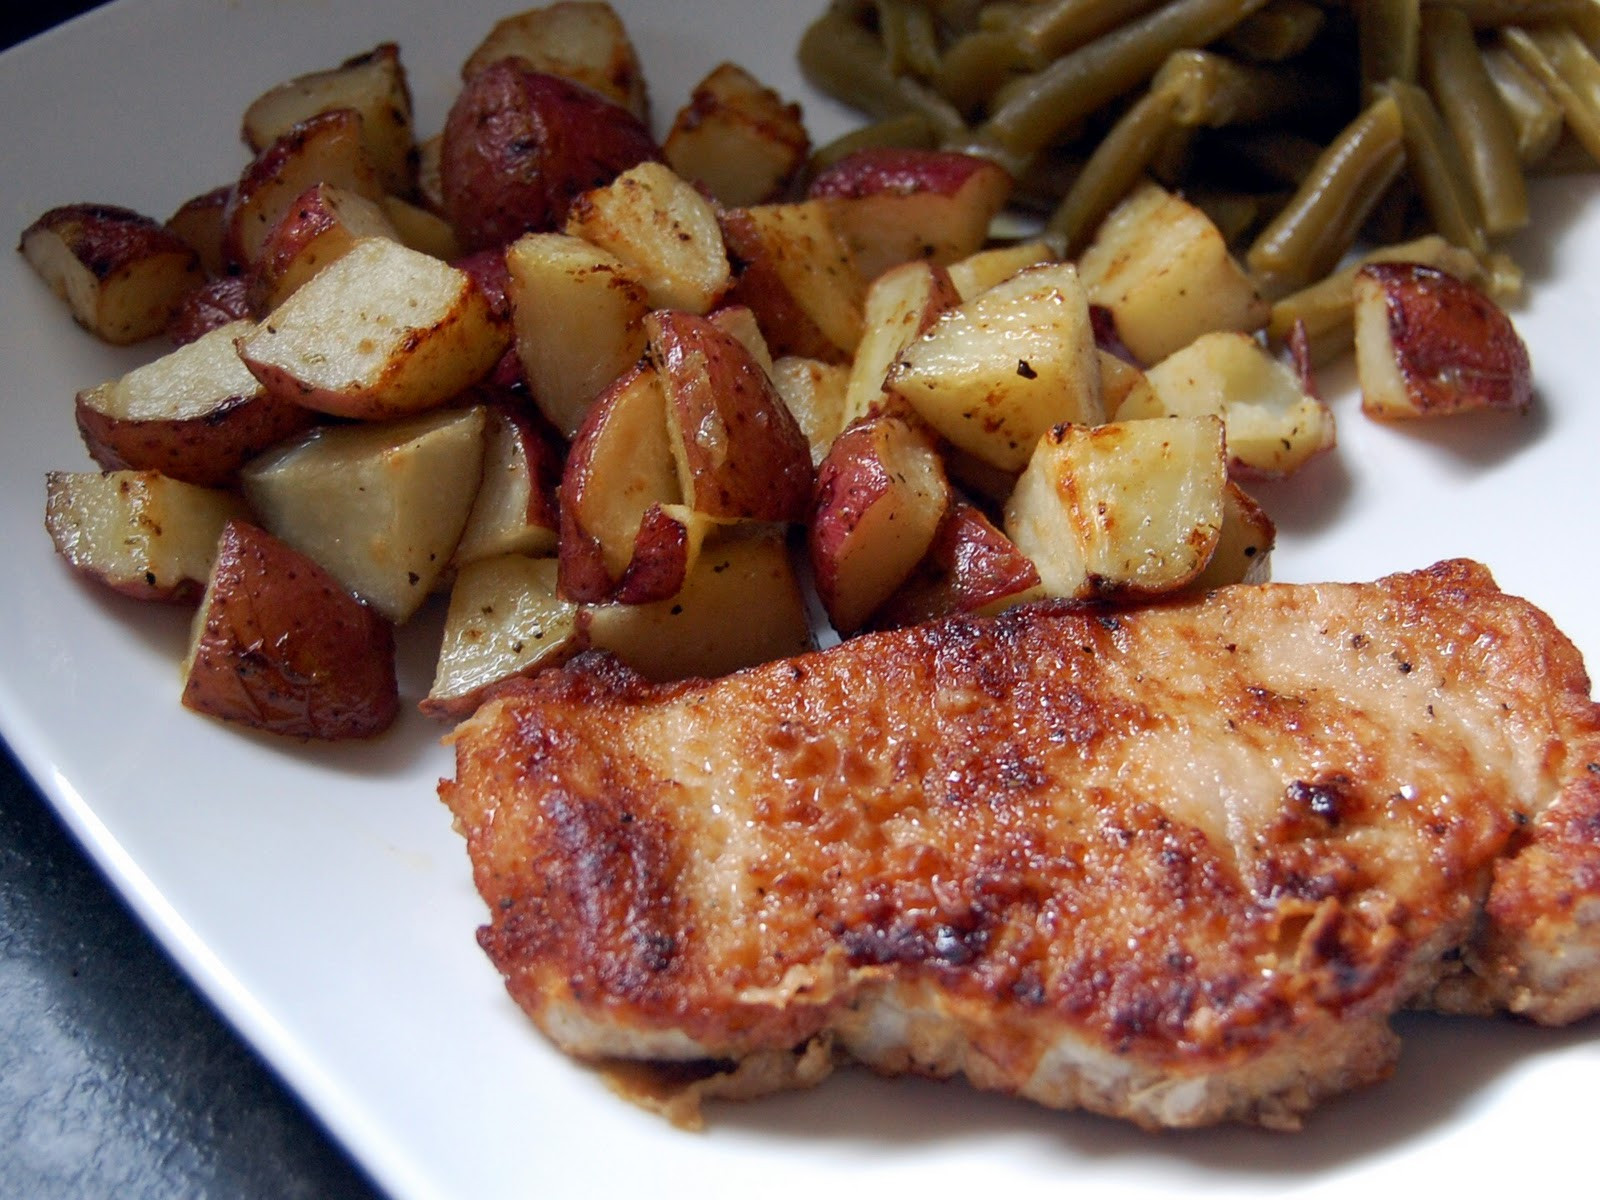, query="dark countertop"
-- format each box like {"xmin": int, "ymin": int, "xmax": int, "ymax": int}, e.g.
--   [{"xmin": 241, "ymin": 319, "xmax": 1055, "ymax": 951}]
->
[{"xmin": 1, "ymin": 5, "xmax": 385, "ymax": 1197}]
